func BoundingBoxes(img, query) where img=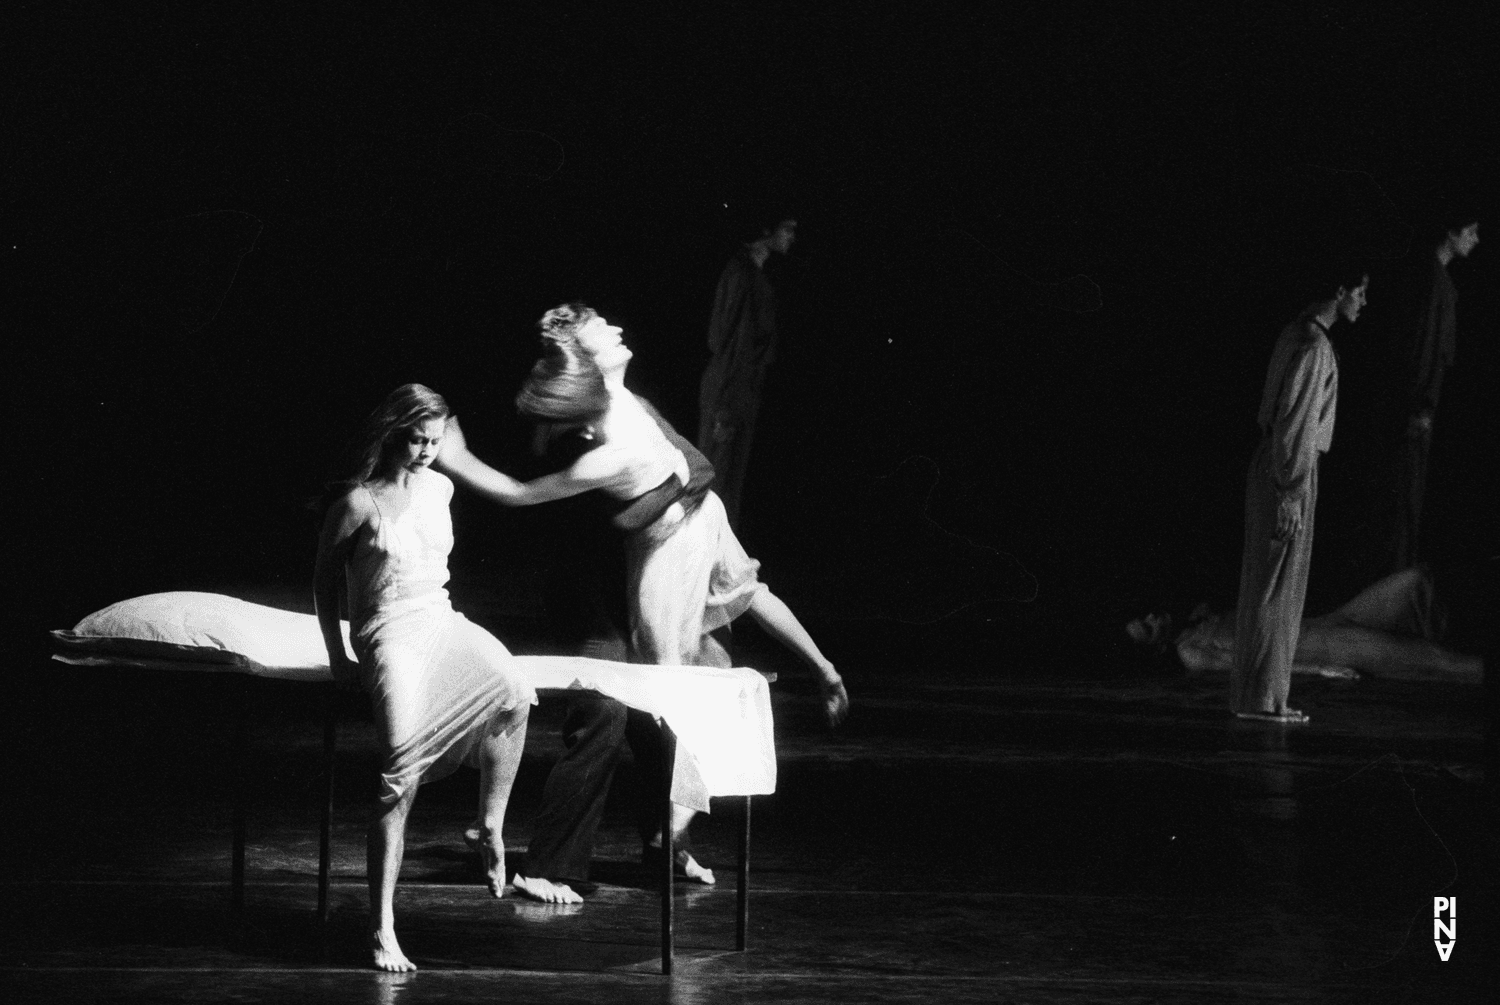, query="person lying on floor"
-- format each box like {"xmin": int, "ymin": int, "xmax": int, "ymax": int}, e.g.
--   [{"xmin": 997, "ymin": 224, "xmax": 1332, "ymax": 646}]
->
[{"xmin": 1126, "ymin": 567, "xmax": 1482, "ymax": 684}]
